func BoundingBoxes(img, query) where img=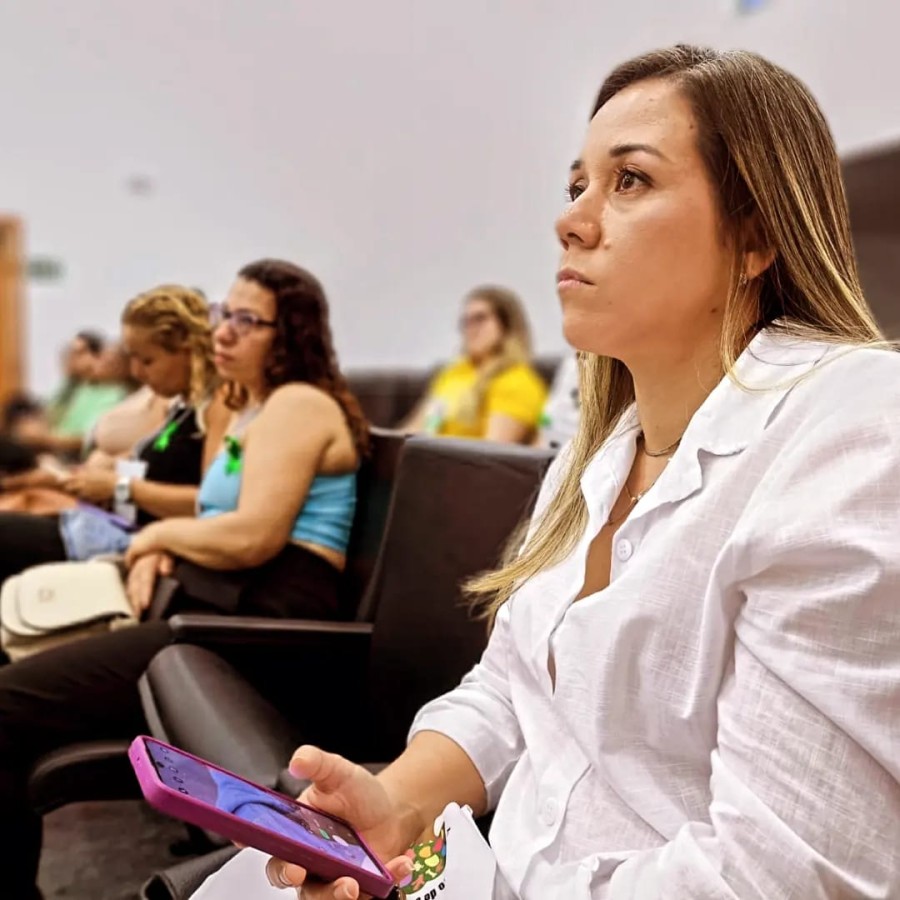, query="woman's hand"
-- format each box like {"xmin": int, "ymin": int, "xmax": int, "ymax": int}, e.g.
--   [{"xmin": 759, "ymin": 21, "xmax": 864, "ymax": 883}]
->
[
  {"xmin": 62, "ymin": 469, "xmax": 117, "ymax": 503},
  {"xmin": 125, "ymin": 551, "xmax": 174, "ymax": 617},
  {"xmin": 83, "ymin": 449, "xmax": 118, "ymax": 471},
  {"xmin": 266, "ymin": 747, "xmax": 417, "ymax": 899},
  {"xmin": 124, "ymin": 522, "xmax": 168, "ymax": 567},
  {"xmin": 0, "ymin": 467, "xmax": 60, "ymax": 492}
]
